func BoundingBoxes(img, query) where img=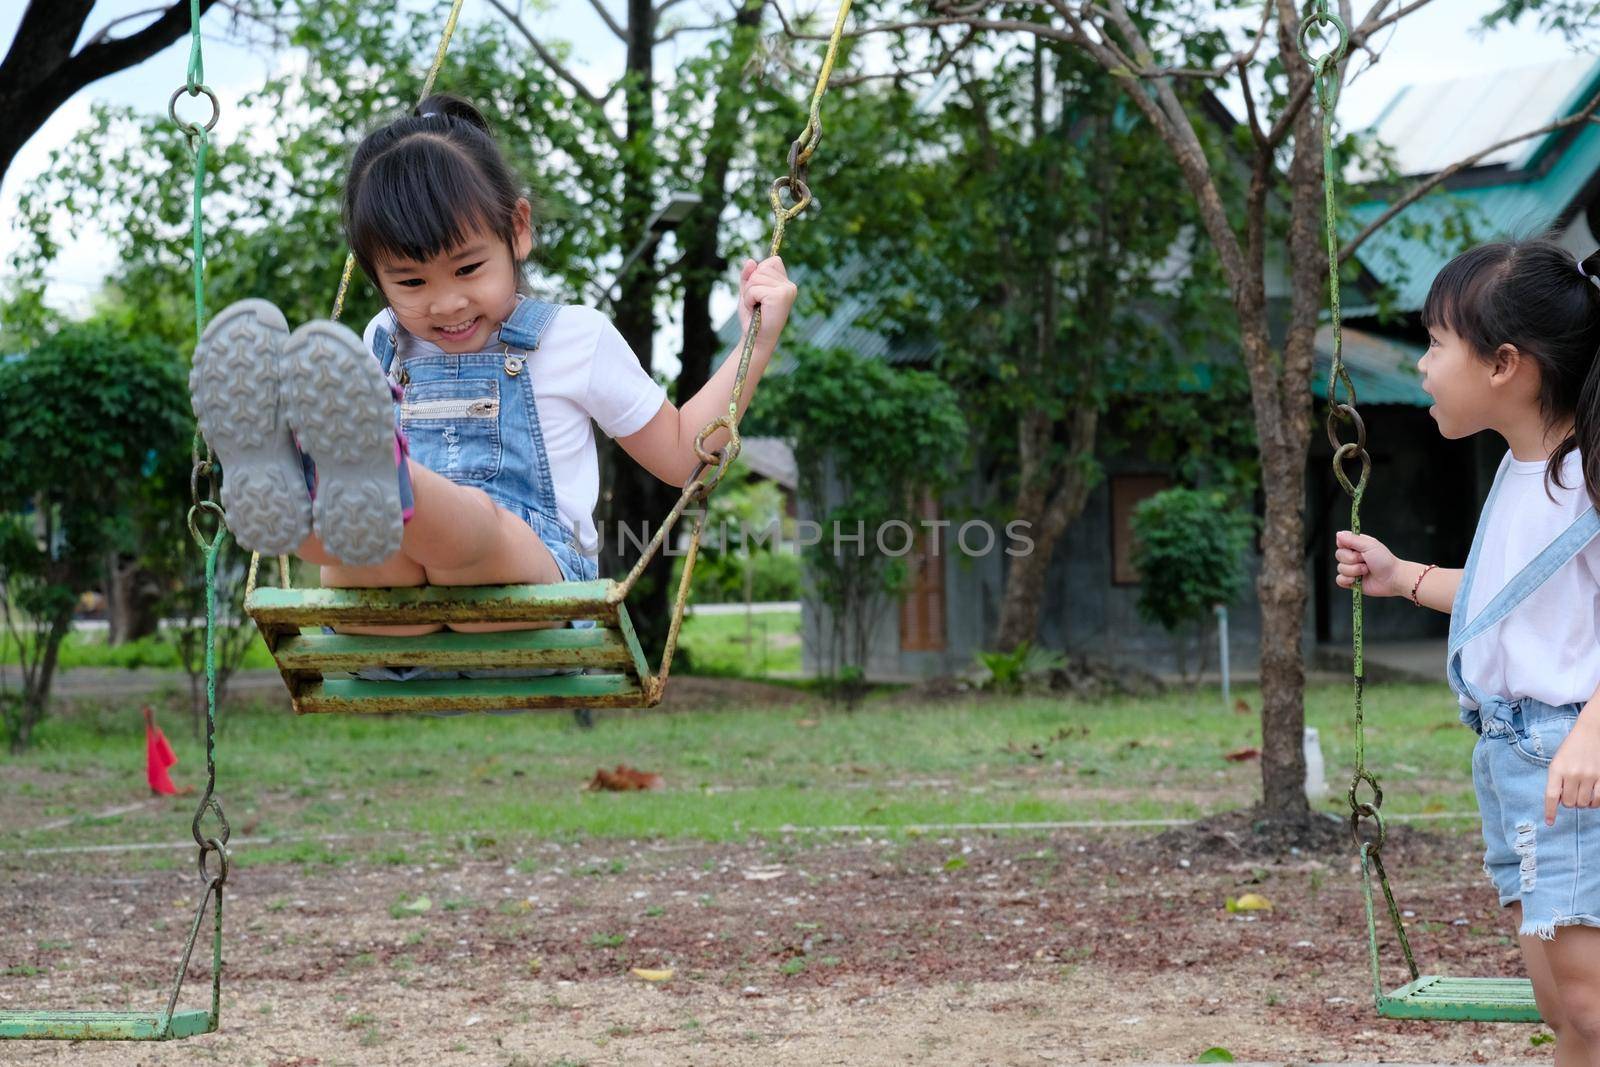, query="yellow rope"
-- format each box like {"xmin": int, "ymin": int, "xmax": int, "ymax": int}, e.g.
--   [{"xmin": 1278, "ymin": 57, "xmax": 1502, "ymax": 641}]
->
[{"xmin": 329, "ymin": 0, "xmax": 469, "ymax": 322}]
